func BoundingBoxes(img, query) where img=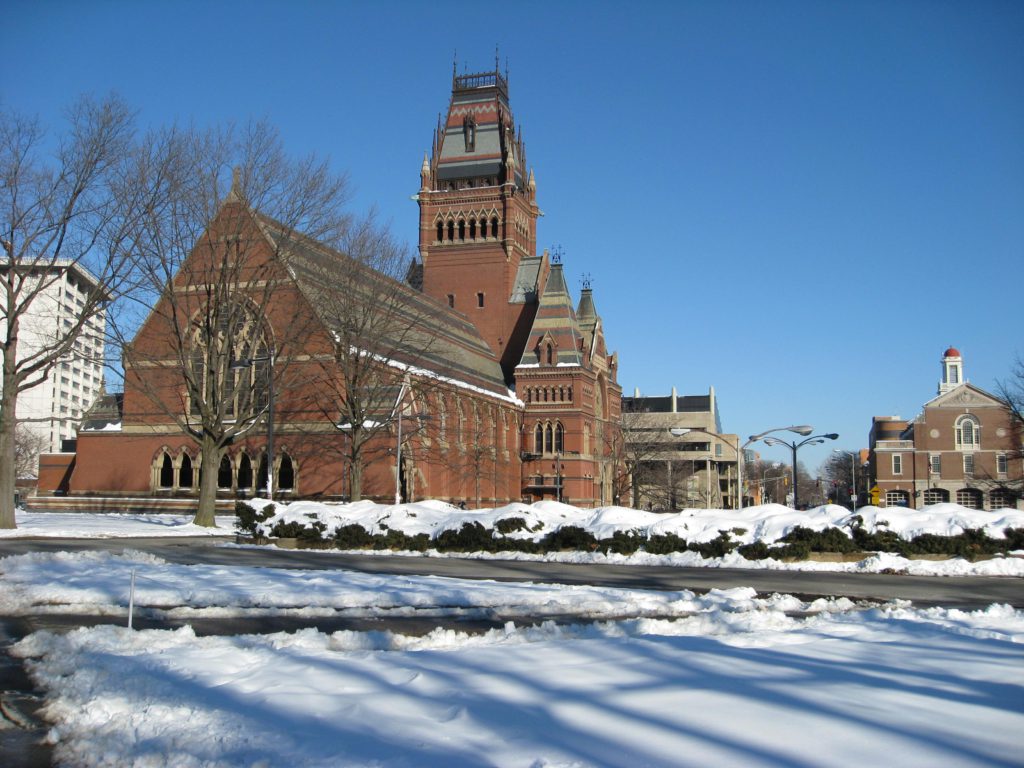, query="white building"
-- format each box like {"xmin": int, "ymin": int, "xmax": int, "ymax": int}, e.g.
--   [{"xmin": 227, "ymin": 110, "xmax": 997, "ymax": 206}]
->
[{"xmin": 0, "ymin": 260, "xmax": 107, "ymax": 460}]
